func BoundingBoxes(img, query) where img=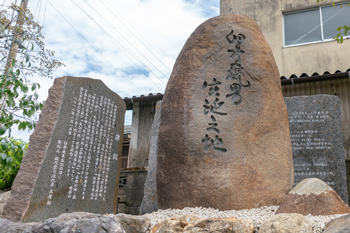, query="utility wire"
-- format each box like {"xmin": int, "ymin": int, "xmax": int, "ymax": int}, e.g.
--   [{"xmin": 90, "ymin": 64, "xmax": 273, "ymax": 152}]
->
[
  {"xmin": 84, "ymin": 0, "xmax": 168, "ymax": 85},
  {"xmin": 72, "ymin": 0, "xmax": 164, "ymax": 91},
  {"xmin": 43, "ymin": 0, "xmax": 47, "ymax": 25},
  {"xmin": 47, "ymin": 0, "xmax": 144, "ymax": 93},
  {"xmin": 75, "ymin": 0, "xmax": 166, "ymax": 88},
  {"xmin": 100, "ymin": 0, "xmax": 173, "ymax": 72}
]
